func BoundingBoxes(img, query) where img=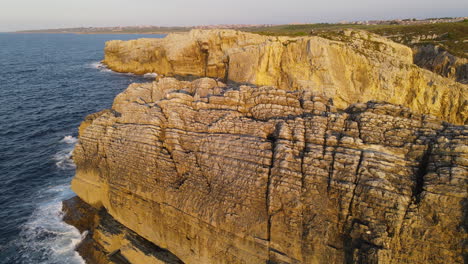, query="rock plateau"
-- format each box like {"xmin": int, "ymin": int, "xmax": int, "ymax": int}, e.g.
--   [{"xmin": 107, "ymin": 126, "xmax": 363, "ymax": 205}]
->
[{"xmin": 103, "ymin": 30, "xmax": 467, "ymax": 125}]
